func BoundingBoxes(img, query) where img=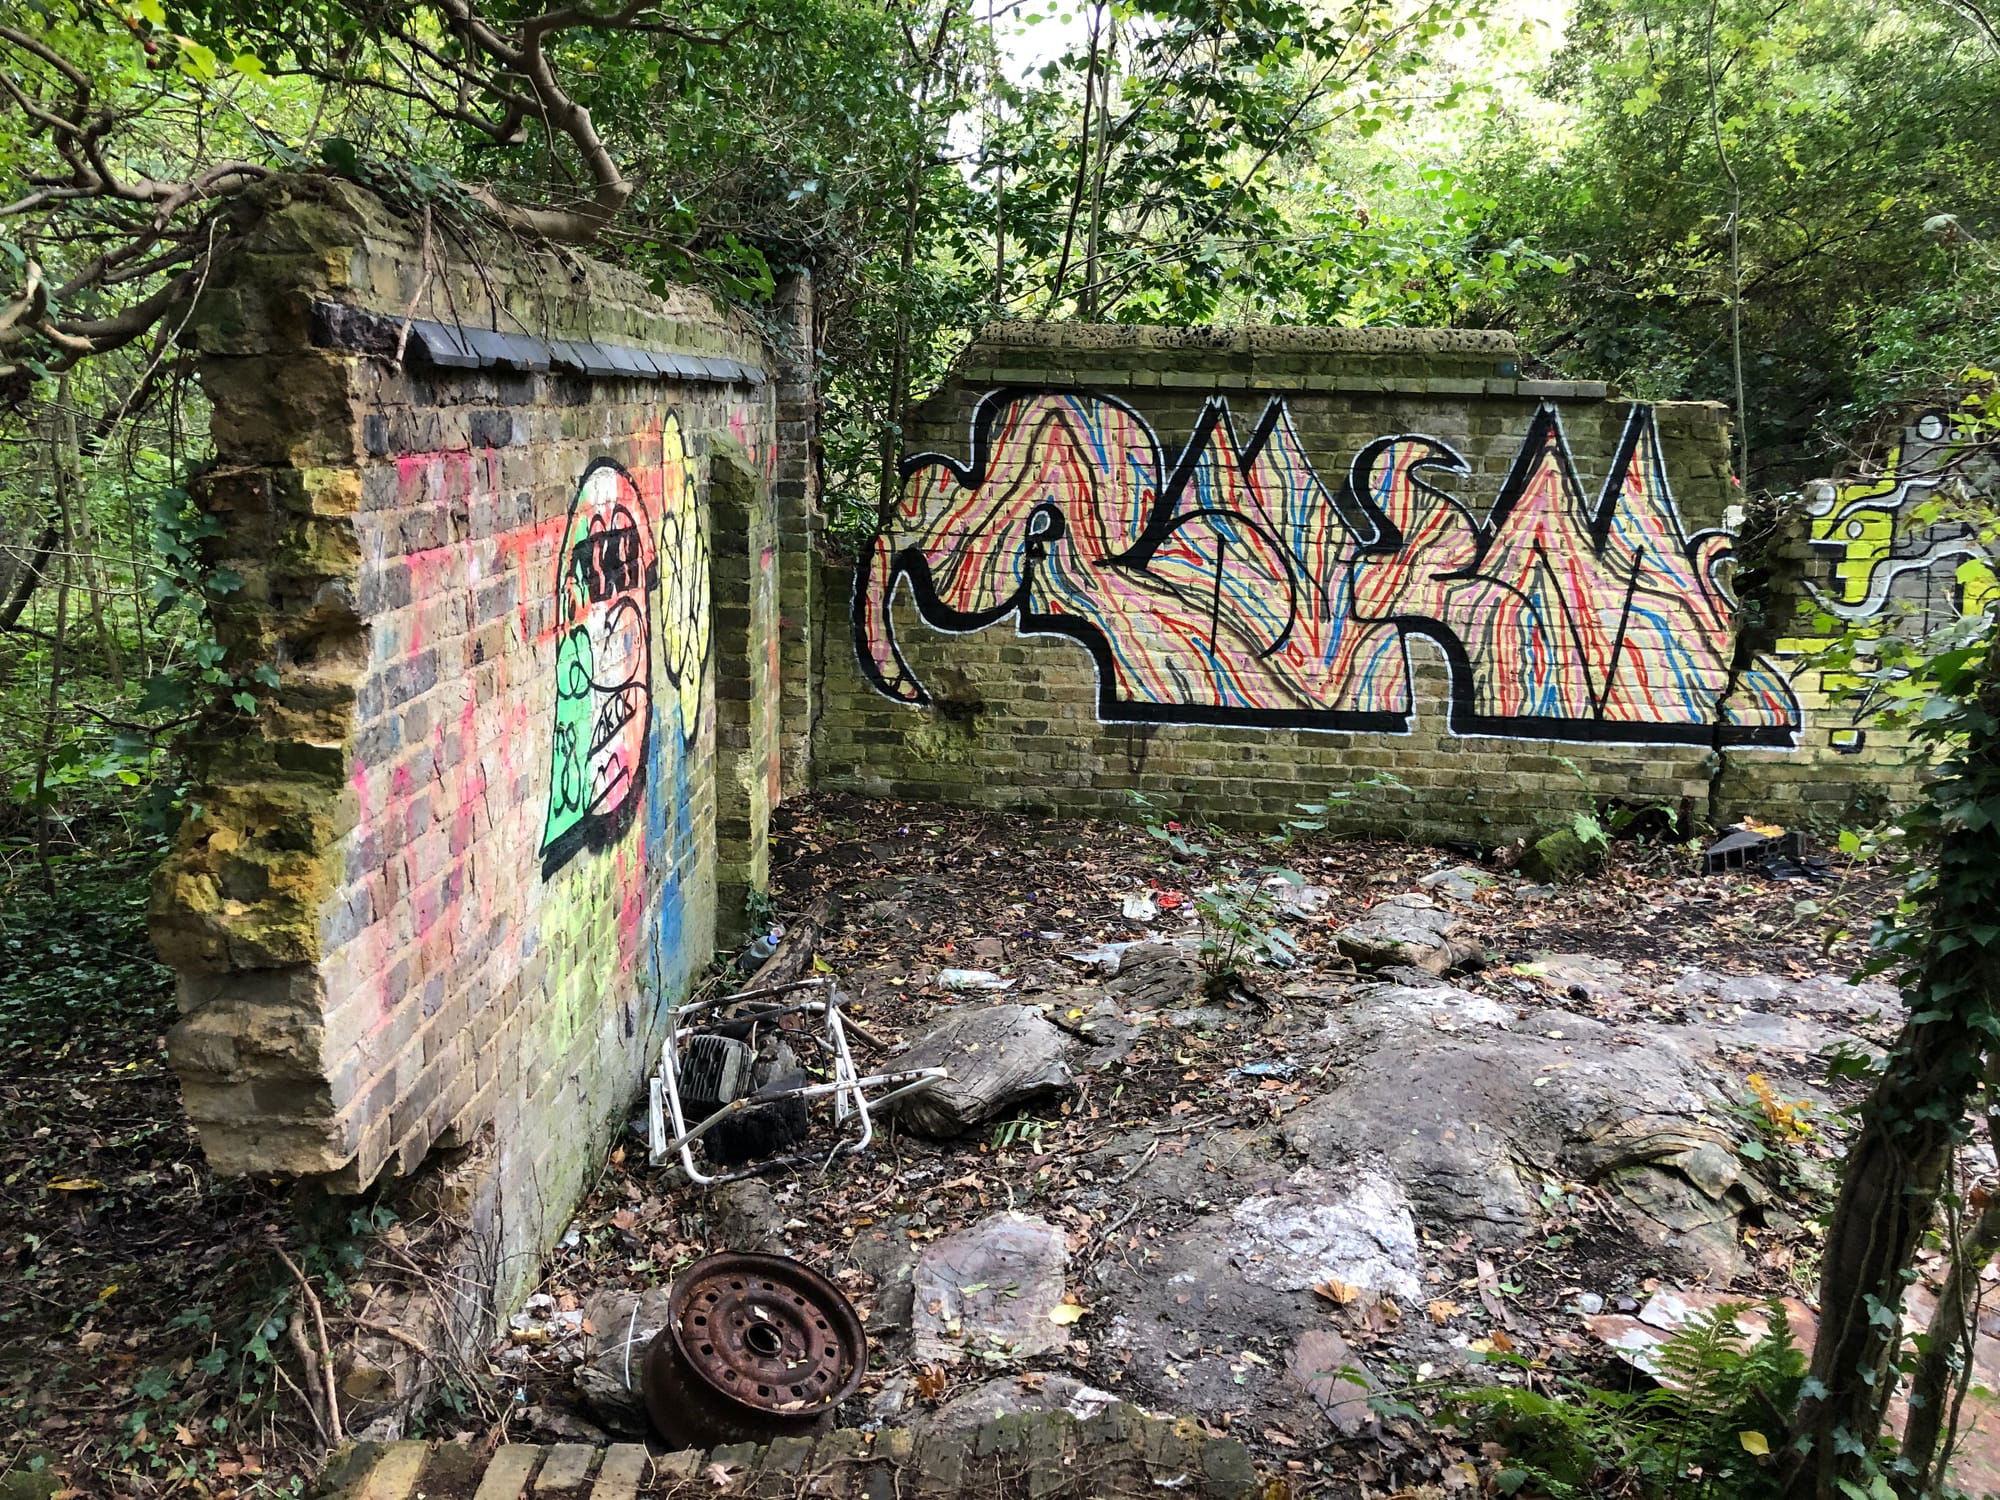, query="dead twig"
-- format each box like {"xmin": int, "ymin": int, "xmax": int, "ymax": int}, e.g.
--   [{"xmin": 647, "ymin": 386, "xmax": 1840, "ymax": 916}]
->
[
  {"xmin": 346, "ymin": 1314, "xmax": 445, "ymax": 1365},
  {"xmin": 271, "ymin": 1239, "xmax": 344, "ymax": 1443}
]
